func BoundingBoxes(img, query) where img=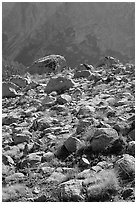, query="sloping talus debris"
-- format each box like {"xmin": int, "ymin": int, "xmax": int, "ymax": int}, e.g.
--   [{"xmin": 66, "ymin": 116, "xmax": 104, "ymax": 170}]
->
[{"xmin": 2, "ymin": 55, "xmax": 135, "ymax": 202}]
